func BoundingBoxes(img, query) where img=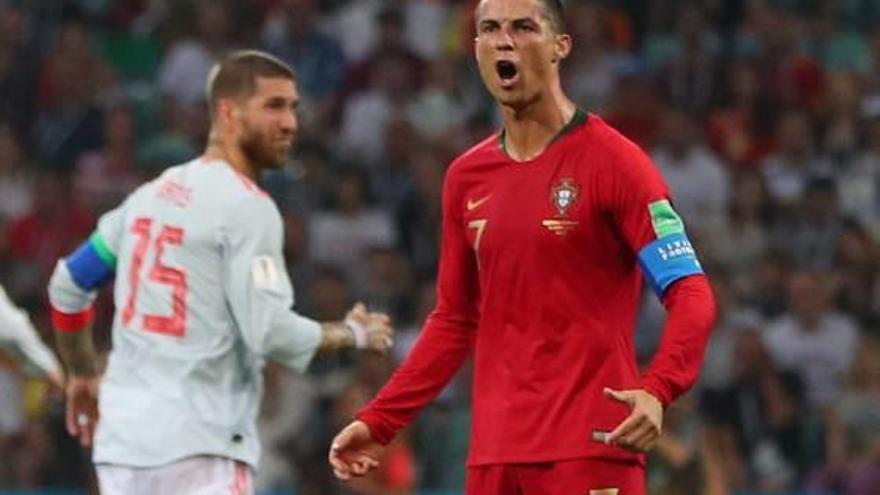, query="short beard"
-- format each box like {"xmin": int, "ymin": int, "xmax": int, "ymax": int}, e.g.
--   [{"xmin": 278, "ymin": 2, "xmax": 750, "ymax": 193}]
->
[{"xmin": 240, "ymin": 128, "xmax": 285, "ymax": 172}]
